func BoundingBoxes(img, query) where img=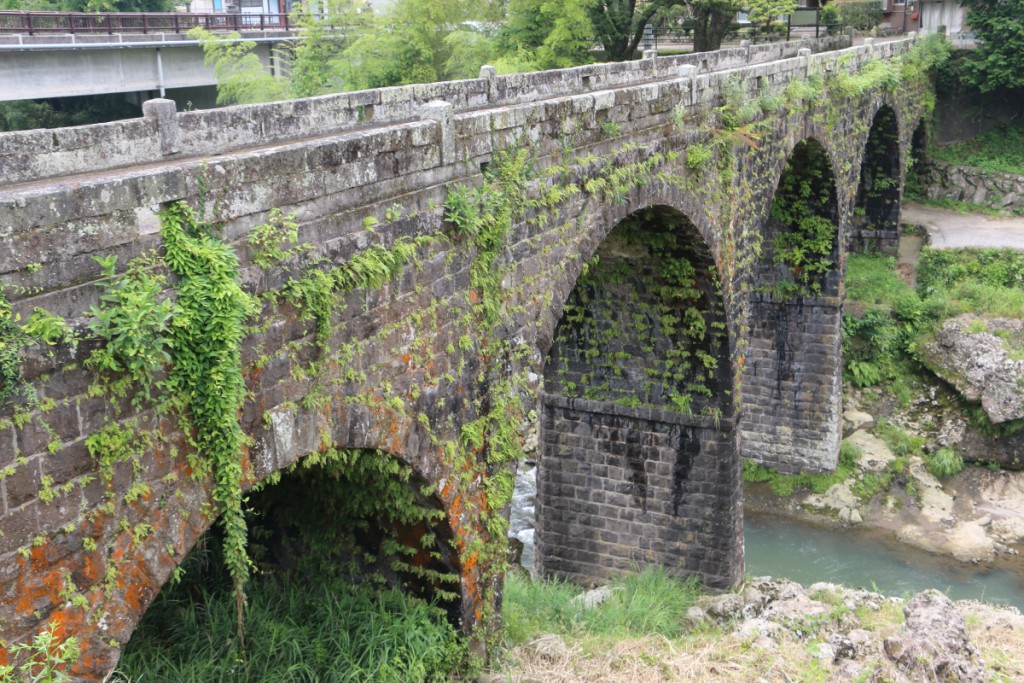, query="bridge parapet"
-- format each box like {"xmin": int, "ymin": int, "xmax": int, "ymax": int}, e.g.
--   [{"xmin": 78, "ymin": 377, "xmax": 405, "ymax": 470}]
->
[{"xmin": 0, "ymin": 35, "xmax": 853, "ymax": 187}]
